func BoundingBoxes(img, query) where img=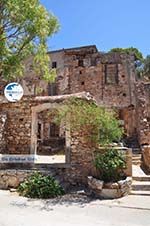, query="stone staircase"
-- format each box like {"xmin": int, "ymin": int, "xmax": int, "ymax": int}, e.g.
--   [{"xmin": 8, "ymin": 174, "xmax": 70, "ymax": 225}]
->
[
  {"xmin": 130, "ymin": 165, "xmax": 150, "ymax": 196},
  {"xmin": 131, "ymin": 147, "xmax": 141, "ymax": 165},
  {"xmin": 132, "ymin": 153, "xmax": 142, "ymax": 165},
  {"xmin": 125, "ymin": 144, "xmax": 150, "ymax": 196}
]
